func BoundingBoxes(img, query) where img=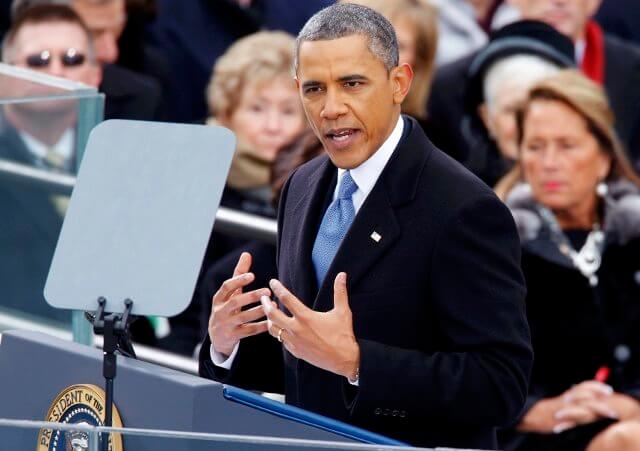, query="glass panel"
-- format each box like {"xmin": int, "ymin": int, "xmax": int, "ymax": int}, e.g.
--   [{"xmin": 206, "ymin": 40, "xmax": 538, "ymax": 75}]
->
[
  {"xmin": 0, "ymin": 62, "xmax": 103, "ymax": 336},
  {"xmin": 0, "ymin": 63, "xmax": 98, "ymax": 99}
]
